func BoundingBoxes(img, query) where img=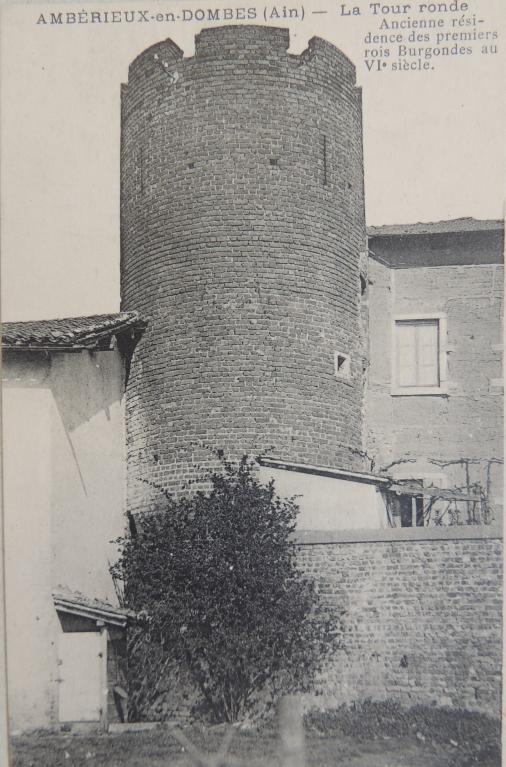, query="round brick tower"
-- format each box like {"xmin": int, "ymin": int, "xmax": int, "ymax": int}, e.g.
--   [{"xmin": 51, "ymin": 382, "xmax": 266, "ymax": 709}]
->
[{"xmin": 121, "ymin": 25, "xmax": 367, "ymax": 510}]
